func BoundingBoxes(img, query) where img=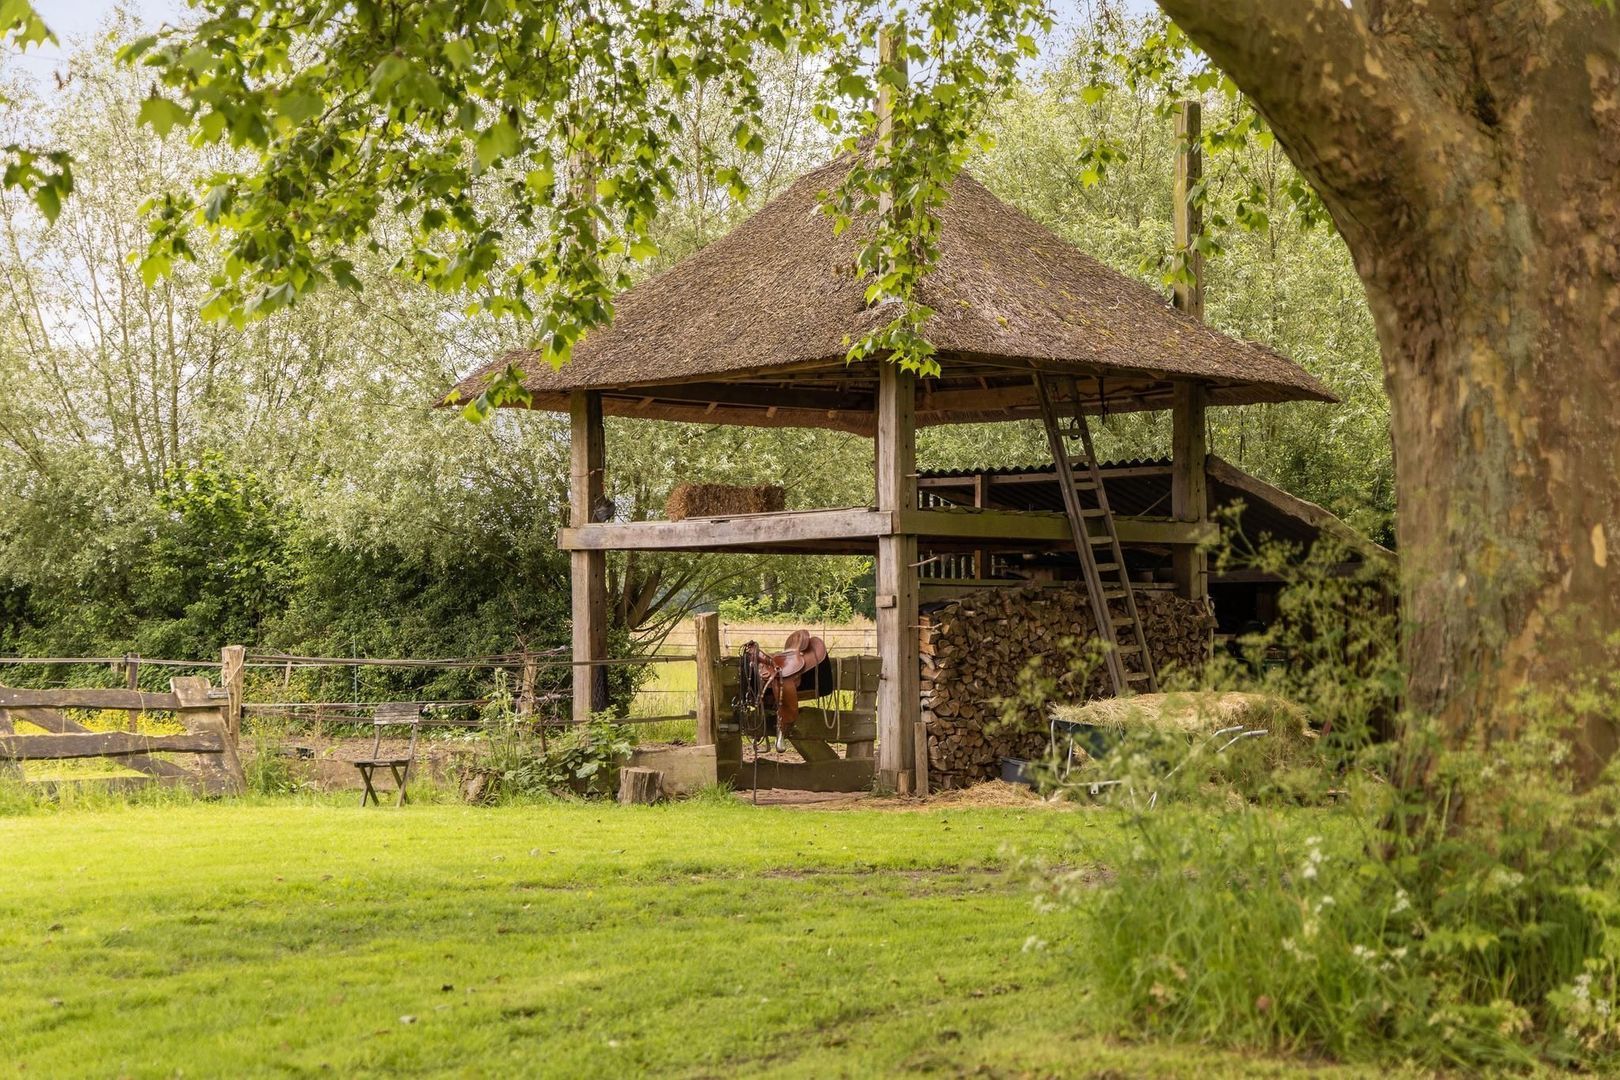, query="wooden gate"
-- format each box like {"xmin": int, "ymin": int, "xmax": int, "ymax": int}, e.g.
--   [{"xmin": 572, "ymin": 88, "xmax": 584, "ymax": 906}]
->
[
  {"xmin": 0, "ymin": 677, "xmax": 244, "ymax": 795},
  {"xmin": 712, "ymin": 653, "xmax": 880, "ymax": 792}
]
